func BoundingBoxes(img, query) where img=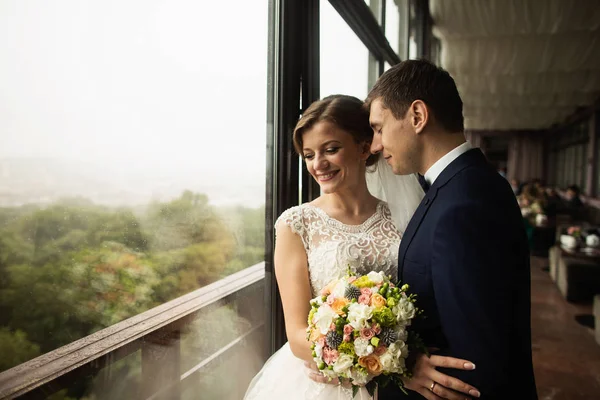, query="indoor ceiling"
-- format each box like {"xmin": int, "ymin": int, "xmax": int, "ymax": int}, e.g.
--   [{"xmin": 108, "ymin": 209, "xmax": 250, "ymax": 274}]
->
[{"xmin": 429, "ymin": 0, "xmax": 600, "ymax": 131}]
